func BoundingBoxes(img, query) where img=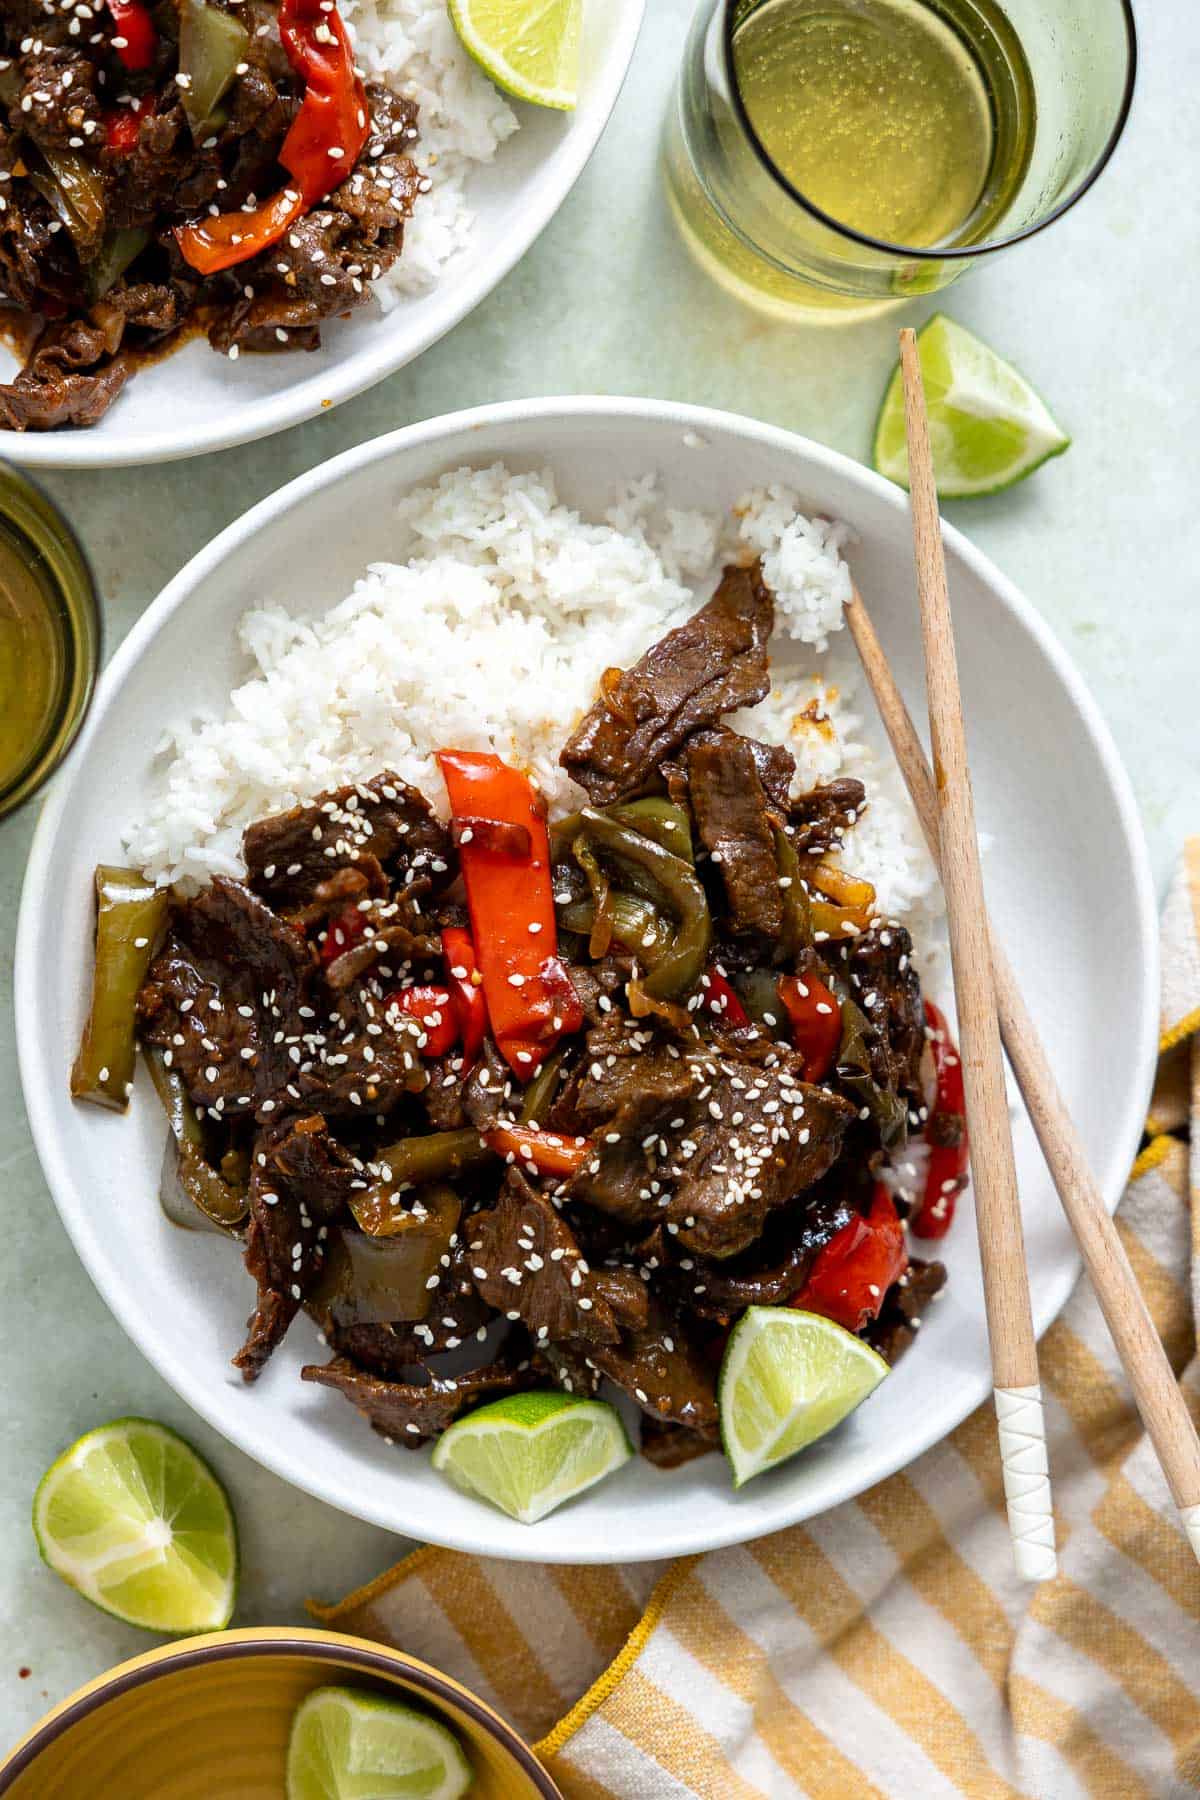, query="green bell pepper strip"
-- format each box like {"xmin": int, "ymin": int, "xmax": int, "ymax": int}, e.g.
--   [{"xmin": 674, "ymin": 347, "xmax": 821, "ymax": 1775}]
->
[
  {"xmin": 378, "ymin": 1128, "xmax": 495, "ymax": 1190},
  {"xmin": 605, "ymin": 798, "xmax": 694, "ymax": 862},
  {"xmin": 178, "ymin": 0, "xmax": 251, "ymax": 135},
  {"xmin": 147, "ymin": 1045, "xmax": 249, "ymax": 1234},
  {"xmin": 71, "ymin": 866, "xmax": 168, "ymax": 1112},
  {"xmin": 572, "ymin": 808, "xmax": 712, "ymax": 1001},
  {"xmin": 772, "ymin": 826, "xmax": 813, "ymax": 964},
  {"xmin": 830, "ymin": 975, "xmax": 909, "ymax": 1150}
]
